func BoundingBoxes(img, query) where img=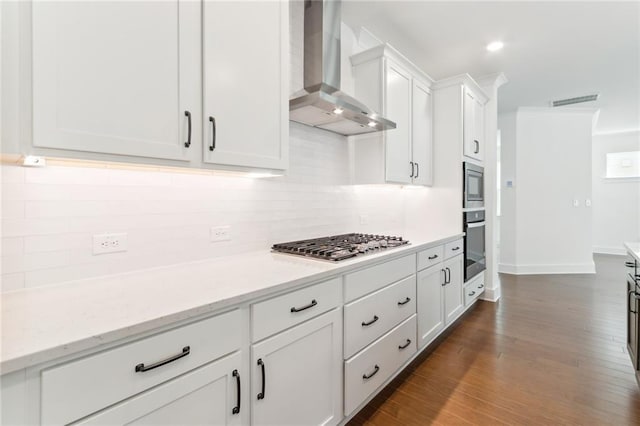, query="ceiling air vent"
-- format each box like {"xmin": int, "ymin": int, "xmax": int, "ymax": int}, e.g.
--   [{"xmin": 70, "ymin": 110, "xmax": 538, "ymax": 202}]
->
[{"xmin": 552, "ymin": 94, "xmax": 599, "ymax": 107}]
